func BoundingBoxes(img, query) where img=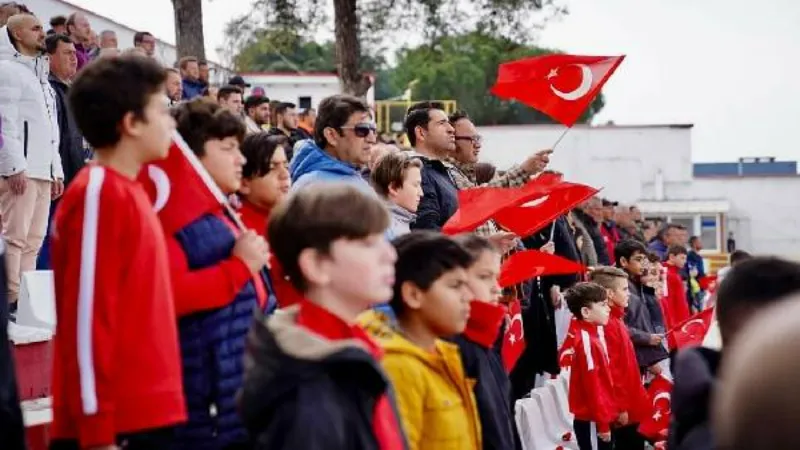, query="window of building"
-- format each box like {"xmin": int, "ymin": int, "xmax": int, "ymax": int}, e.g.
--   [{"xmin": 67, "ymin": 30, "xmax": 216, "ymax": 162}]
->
[
  {"xmin": 298, "ymin": 96, "xmax": 312, "ymax": 110},
  {"xmin": 700, "ymin": 214, "xmax": 719, "ymax": 252}
]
